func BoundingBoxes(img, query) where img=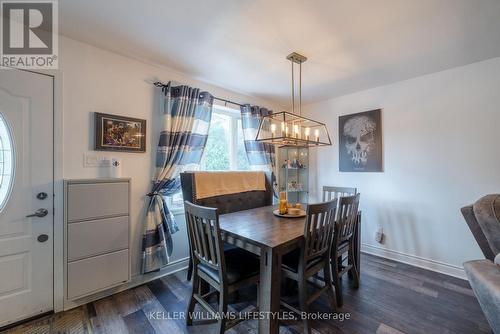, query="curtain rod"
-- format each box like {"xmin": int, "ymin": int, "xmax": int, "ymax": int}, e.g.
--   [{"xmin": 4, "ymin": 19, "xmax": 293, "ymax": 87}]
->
[{"xmin": 153, "ymin": 81, "xmax": 243, "ymax": 107}]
